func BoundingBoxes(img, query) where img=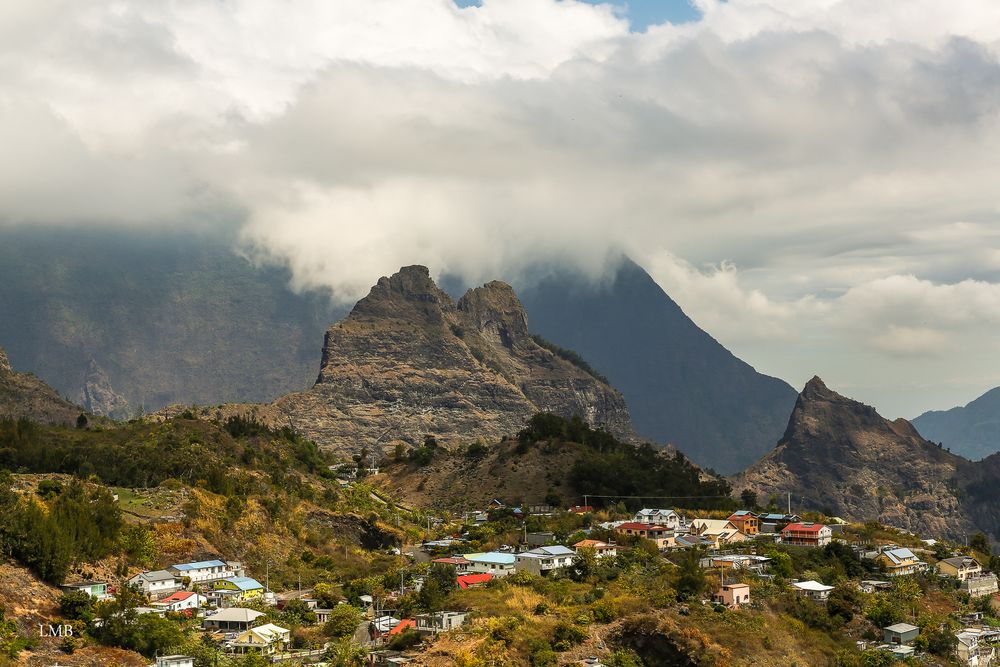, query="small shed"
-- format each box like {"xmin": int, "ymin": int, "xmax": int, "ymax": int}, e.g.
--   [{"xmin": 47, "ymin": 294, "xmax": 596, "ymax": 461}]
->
[{"xmin": 883, "ymin": 623, "xmax": 920, "ymax": 646}]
